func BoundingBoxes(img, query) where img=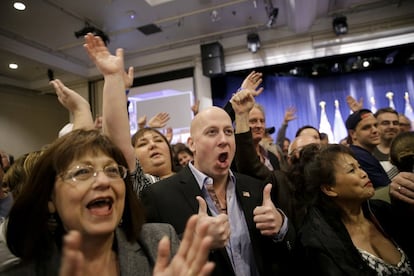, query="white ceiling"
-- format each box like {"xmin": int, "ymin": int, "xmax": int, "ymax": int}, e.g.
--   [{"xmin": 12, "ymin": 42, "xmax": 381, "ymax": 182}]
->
[{"xmin": 0, "ymin": 0, "xmax": 413, "ymax": 93}]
